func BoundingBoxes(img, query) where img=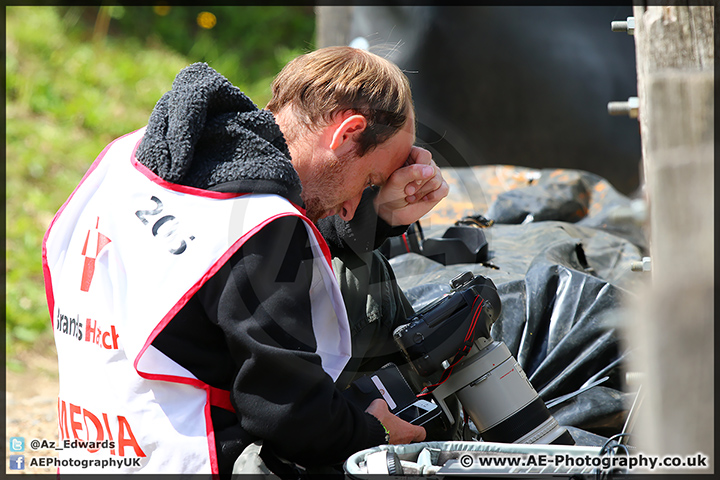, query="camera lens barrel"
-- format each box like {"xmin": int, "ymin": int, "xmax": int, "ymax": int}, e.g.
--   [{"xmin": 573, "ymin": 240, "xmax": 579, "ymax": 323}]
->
[
  {"xmin": 394, "ymin": 273, "xmax": 573, "ymax": 446},
  {"xmin": 452, "ymin": 342, "xmax": 574, "ymax": 445}
]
